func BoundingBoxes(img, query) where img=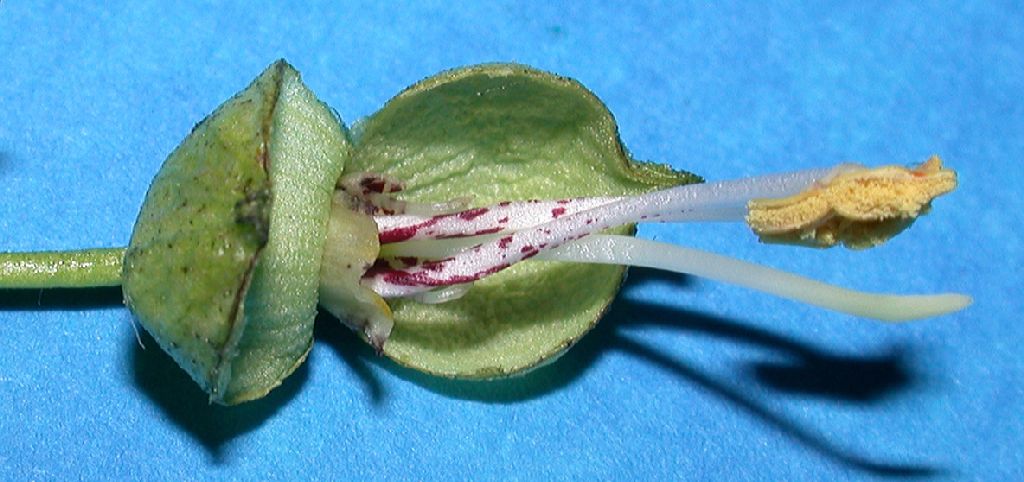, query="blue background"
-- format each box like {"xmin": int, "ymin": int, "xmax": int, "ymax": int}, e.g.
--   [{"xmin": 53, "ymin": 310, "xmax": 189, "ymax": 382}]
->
[{"xmin": 1, "ymin": 1, "xmax": 1020, "ymax": 480}]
